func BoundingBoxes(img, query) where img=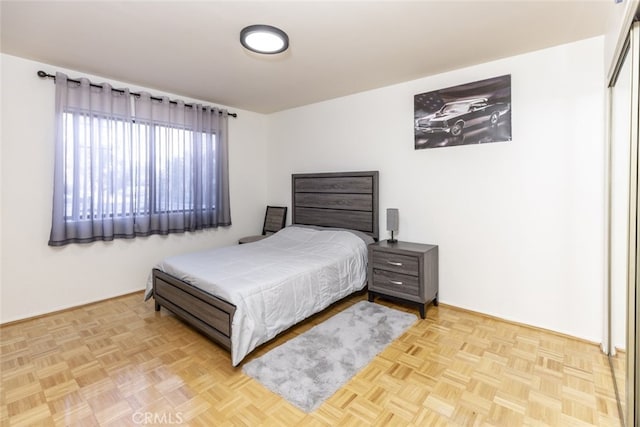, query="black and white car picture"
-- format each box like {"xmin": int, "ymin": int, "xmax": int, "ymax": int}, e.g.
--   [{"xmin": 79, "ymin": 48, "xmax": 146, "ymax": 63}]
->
[
  {"xmin": 415, "ymin": 98, "xmax": 510, "ymax": 137},
  {"xmin": 414, "ymin": 75, "xmax": 512, "ymax": 149}
]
